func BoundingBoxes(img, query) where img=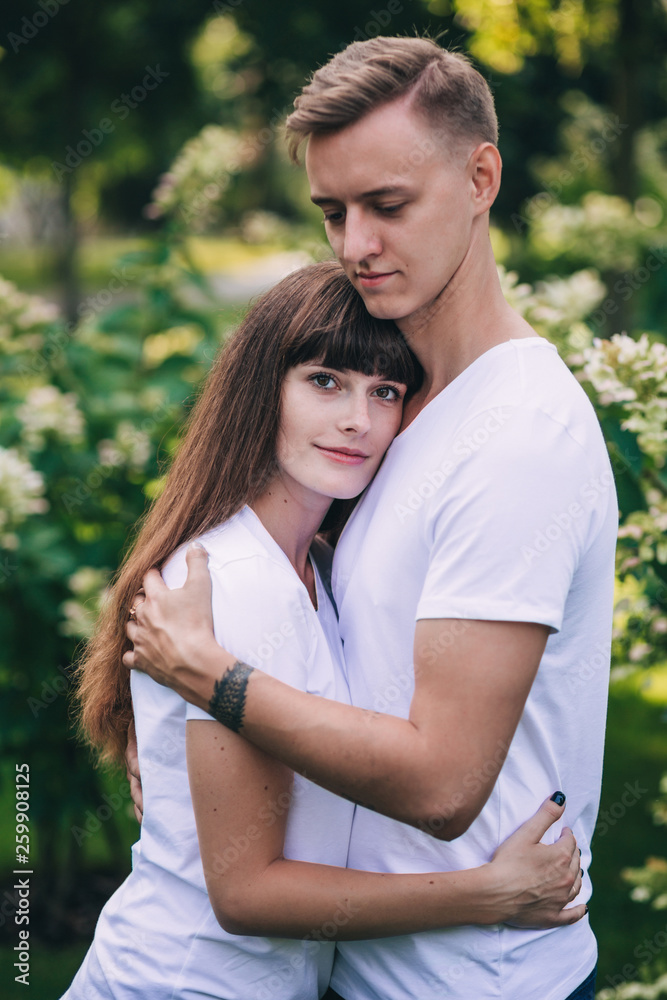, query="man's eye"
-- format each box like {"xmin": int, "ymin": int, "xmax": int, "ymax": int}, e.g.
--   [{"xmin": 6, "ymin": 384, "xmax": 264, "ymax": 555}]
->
[
  {"xmin": 377, "ymin": 204, "xmax": 404, "ymax": 215},
  {"xmin": 323, "ymin": 211, "xmax": 344, "ymax": 224}
]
